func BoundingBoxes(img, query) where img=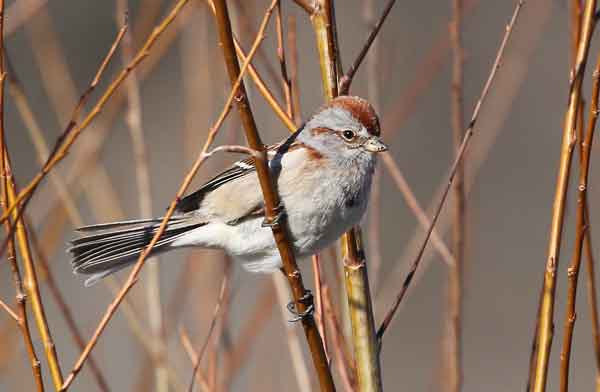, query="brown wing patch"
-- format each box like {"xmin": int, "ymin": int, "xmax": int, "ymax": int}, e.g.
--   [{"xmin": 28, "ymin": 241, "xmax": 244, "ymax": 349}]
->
[{"xmin": 328, "ymin": 96, "xmax": 380, "ymax": 136}]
